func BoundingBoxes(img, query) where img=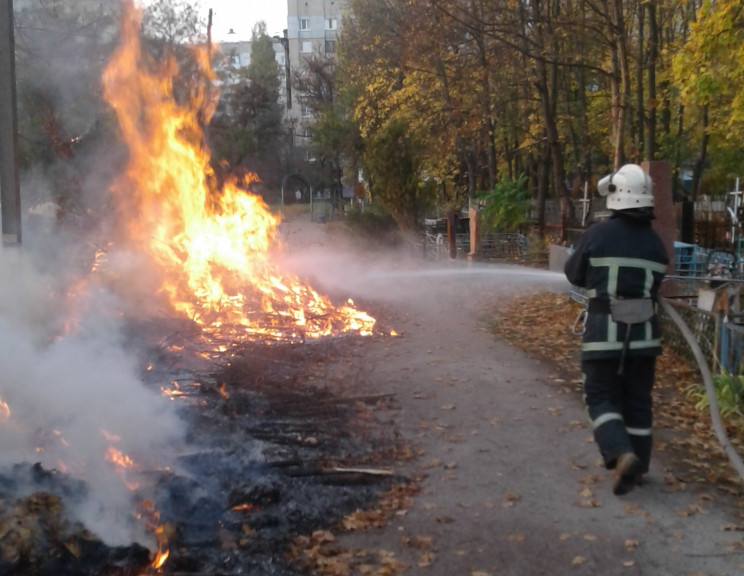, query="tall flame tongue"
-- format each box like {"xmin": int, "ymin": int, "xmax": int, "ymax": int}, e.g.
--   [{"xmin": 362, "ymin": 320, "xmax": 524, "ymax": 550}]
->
[{"xmin": 101, "ymin": 3, "xmax": 375, "ymax": 344}]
